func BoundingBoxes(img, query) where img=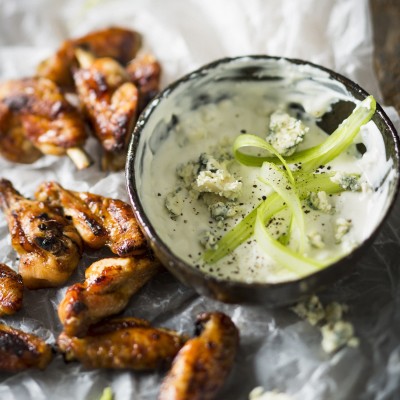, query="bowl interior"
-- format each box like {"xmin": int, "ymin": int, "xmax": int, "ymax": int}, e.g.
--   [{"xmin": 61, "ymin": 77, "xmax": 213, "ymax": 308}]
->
[{"xmin": 126, "ymin": 56, "xmax": 400, "ymax": 305}]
